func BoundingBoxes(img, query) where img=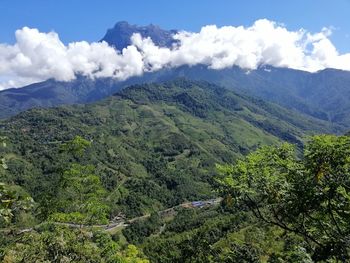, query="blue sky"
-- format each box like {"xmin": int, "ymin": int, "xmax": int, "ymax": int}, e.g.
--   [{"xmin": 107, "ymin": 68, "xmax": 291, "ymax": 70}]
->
[{"xmin": 0, "ymin": 0, "xmax": 350, "ymax": 52}]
